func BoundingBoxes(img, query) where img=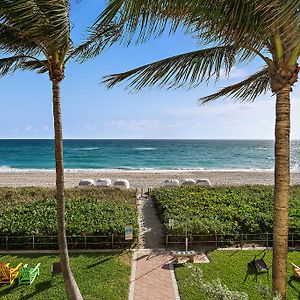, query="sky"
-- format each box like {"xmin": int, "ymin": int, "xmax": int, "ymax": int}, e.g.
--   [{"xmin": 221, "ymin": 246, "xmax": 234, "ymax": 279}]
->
[{"xmin": 0, "ymin": 0, "xmax": 299, "ymax": 140}]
